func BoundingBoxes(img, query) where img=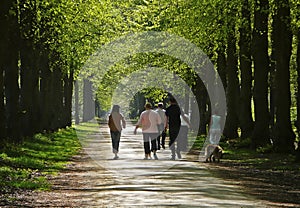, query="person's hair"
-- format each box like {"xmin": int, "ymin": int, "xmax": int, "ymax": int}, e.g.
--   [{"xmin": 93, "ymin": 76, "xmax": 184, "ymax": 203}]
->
[
  {"xmin": 157, "ymin": 102, "xmax": 164, "ymax": 108},
  {"xmin": 112, "ymin": 105, "xmax": 120, "ymax": 112},
  {"xmin": 169, "ymin": 97, "xmax": 177, "ymax": 104},
  {"xmin": 144, "ymin": 102, "xmax": 152, "ymax": 109}
]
